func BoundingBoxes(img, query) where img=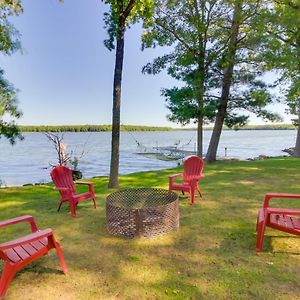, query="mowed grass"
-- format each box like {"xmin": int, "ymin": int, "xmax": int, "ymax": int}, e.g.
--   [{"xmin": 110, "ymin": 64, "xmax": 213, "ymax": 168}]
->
[{"xmin": 1, "ymin": 157, "xmax": 300, "ymax": 299}]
